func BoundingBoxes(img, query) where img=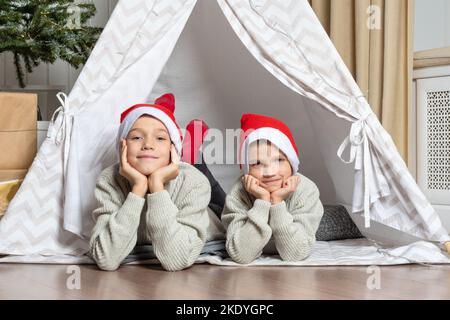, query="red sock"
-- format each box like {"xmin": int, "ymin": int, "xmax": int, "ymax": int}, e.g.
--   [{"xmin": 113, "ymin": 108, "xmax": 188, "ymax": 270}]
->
[{"xmin": 181, "ymin": 119, "xmax": 209, "ymax": 164}]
